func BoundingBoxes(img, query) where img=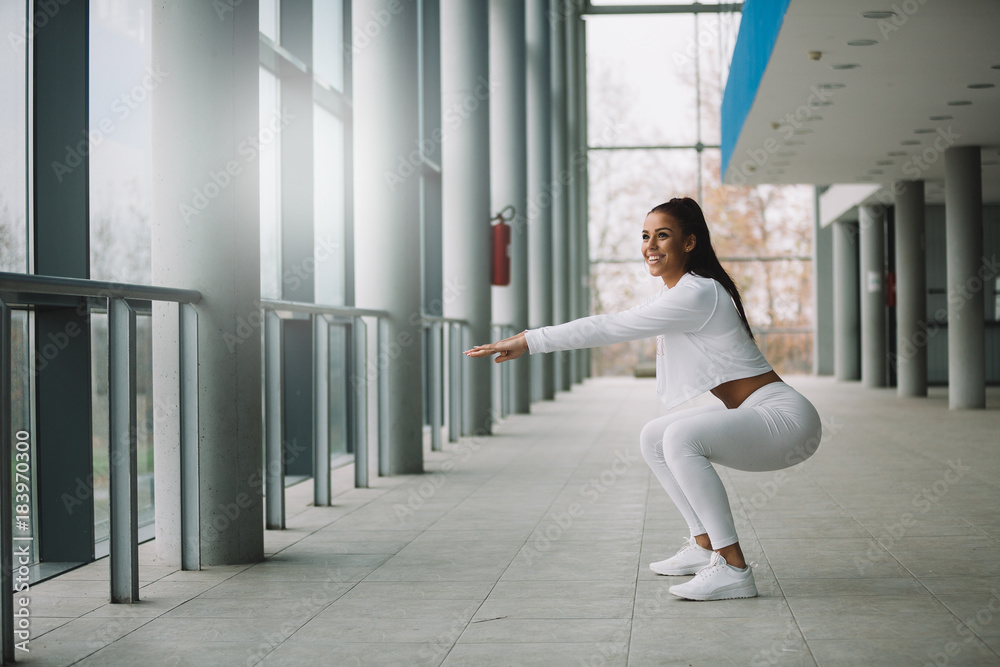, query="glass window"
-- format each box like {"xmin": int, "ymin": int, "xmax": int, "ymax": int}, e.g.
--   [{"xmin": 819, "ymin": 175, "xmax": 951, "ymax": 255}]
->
[
  {"xmin": 0, "ymin": 0, "xmax": 28, "ymax": 273},
  {"xmin": 89, "ymin": 0, "xmax": 153, "ymax": 284},
  {"xmin": 587, "ymin": 14, "xmax": 698, "ymax": 147},
  {"xmin": 261, "ymin": 0, "xmax": 279, "ymax": 42},
  {"xmin": 313, "ymin": 0, "xmax": 345, "ymax": 90},
  {"xmin": 260, "ymin": 67, "xmax": 282, "ymax": 298},
  {"xmin": 313, "ymin": 104, "xmax": 345, "ymax": 305}
]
